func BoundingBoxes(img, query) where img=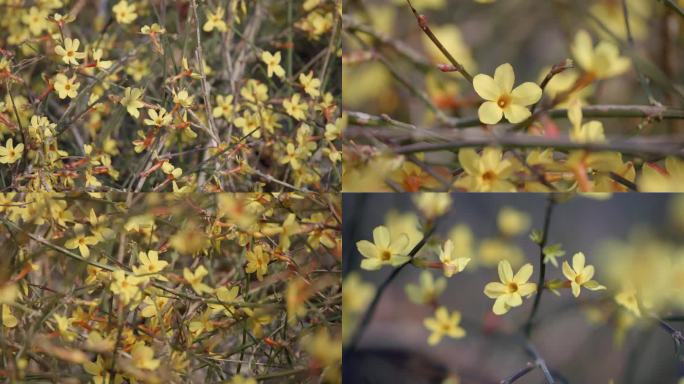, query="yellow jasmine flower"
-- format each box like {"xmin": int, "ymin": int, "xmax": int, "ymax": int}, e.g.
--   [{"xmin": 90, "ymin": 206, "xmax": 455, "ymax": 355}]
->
[
  {"xmin": 240, "ymin": 79, "xmax": 269, "ymax": 105},
  {"xmin": 260, "ymin": 51, "xmax": 285, "ymax": 79},
  {"xmin": 132, "ymin": 250, "xmax": 169, "ymax": 281},
  {"xmin": 423, "ymin": 306, "xmax": 465, "ymax": 345},
  {"xmin": 439, "ymin": 240, "xmax": 470, "ymax": 277},
  {"xmin": 91, "ymin": 49, "xmax": 112, "ymax": 70},
  {"xmin": 405, "ymin": 270, "xmax": 446, "ymax": 305},
  {"xmin": 568, "ymin": 98, "xmax": 605, "ymax": 143},
  {"xmin": 162, "ymin": 161, "xmax": 183, "ymax": 179},
  {"xmin": 55, "ymin": 38, "xmax": 86, "ymax": 65},
  {"xmin": 0, "ymin": 138, "xmax": 24, "ymax": 164},
  {"xmin": 53, "ymin": 314, "xmax": 77, "ymax": 341},
  {"xmin": 183, "ymin": 265, "xmax": 213, "ymax": 294},
  {"xmin": 356, "ymin": 225, "xmax": 410, "ymax": 270},
  {"xmin": 562, "ymin": 252, "xmax": 606, "ymax": 298},
  {"xmin": 2, "ymin": 305, "xmax": 17, "ymax": 328},
  {"xmin": 299, "ymin": 71, "xmax": 321, "ymax": 98},
  {"xmin": 571, "ymin": 30, "xmax": 630, "ymax": 80},
  {"xmin": 279, "ymin": 143, "xmax": 302, "ymax": 170},
  {"xmin": 131, "ymin": 342, "xmax": 160, "ymax": 370},
  {"xmin": 120, "ymin": 87, "xmax": 144, "ymax": 118},
  {"xmin": 279, "ymin": 213, "xmax": 300, "ymax": 251},
  {"xmin": 0, "ymin": 284, "xmax": 18, "ymax": 304},
  {"xmin": 497, "ymin": 206, "xmax": 531, "ymax": 237},
  {"xmin": 64, "ymin": 224, "xmax": 98, "ymax": 257},
  {"xmin": 203, "ymin": 7, "xmax": 227, "ymax": 32},
  {"xmin": 110, "ymin": 270, "xmax": 142, "ymax": 304},
  {"xmin": 412, "ymin": 192, "xmax": 452, "ymax": 220},
  {"xmin": 21, "ymin": 7, "xmax": 50, "ymax": 36},
  {"xmin": 212, "ymin": 95, "xmax": 235, "ymax": 120},
  {"xmin": 144, "ymin": 108, "xmax": 172, "ymax": 127},
  {"xmin": 189, "ymin": 308, "xmax": 215, "ymax": 336},
  {"xmin": 615, "ymin": 287, "xmax": 641, "ymax": 317},
  {"xmin": 87, "ymin": 209, "xmax": 114, "ymax": 241},
  {"xmin": 173, "ymin": 89, "xmax": 194, "ymax": 108},
  {"xmin": 245, "ymin": 245, "xmax": 270, "ymax": 281},
  {"xmin": 454, "ymin": 148, "xmax": 515, "ymax": 192},
  {"xmin": 283, "ymin": 93, "xmax": 308, "ymax": 121},
  {"xmin": 113, "ymin": 0, "xmax": 138, "ymax": 24},
  {"xmin": 210, "ymin": 286, "xmax": 241, "ymax": 316},
  {"xmin": 53, "ymin": 73, "xmax": 80, "ymax": 99},
  {"xmin": 484, "ymin": 260, "xmax": 536, "ymax": 315},
  {"xmin": 473, "ymin": 63, "xmax": 542, "ymax": 124},
  {"xmin": 638, "ymin": 157, "xmax": 684, "ymax": 192}
]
